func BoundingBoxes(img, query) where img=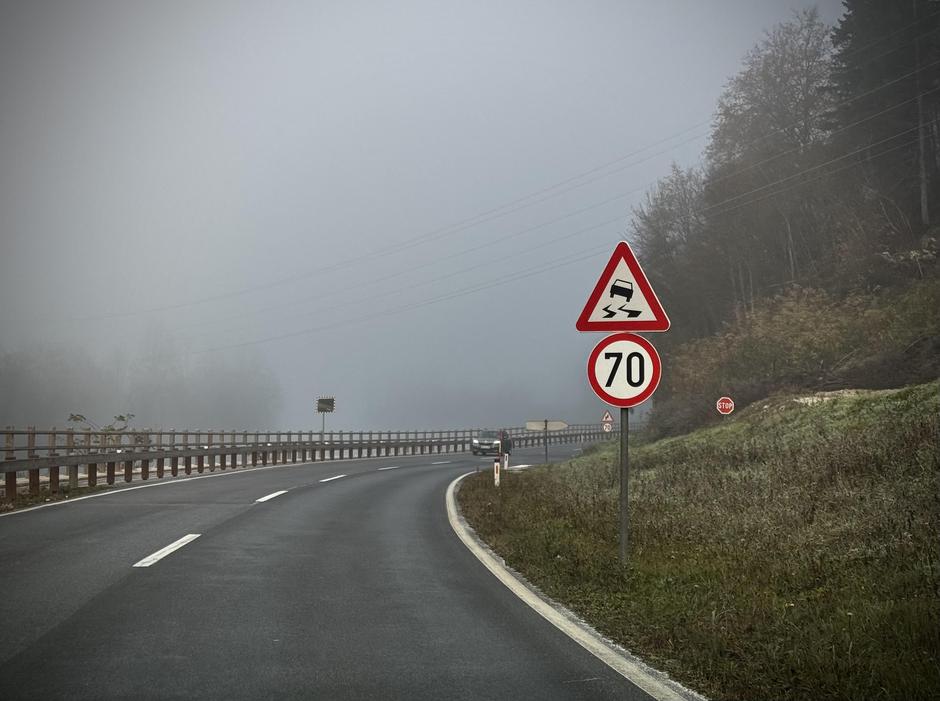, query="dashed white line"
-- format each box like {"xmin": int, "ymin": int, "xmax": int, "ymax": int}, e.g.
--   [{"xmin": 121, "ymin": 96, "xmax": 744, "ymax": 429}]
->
[
  {"xmin": 133, "ymin": 534, "xmax": 201, "ymax": 568},
  {"xmin": 431, "ymin": 460, "xmax": 452, "ymax": 465},
  {"xmin": 377, "ymin": 465, "xmax": 401, "ymax": 471},
  {"xmin": 255, "ymin": 490, "xmax": 288, "ymax": 503},
  {"xmin": 319, "ymin": 474, "xmax": 346, "ymax": 483}
]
